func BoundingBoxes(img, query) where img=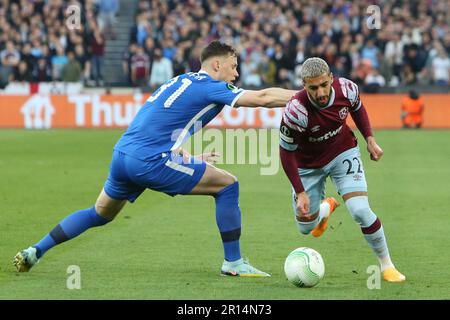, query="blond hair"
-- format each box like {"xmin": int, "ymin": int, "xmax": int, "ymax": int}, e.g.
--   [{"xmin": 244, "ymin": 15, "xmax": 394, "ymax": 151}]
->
[{"xmin": 299, "ymin": 57, "xmax": 330, "ymax": 81}]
